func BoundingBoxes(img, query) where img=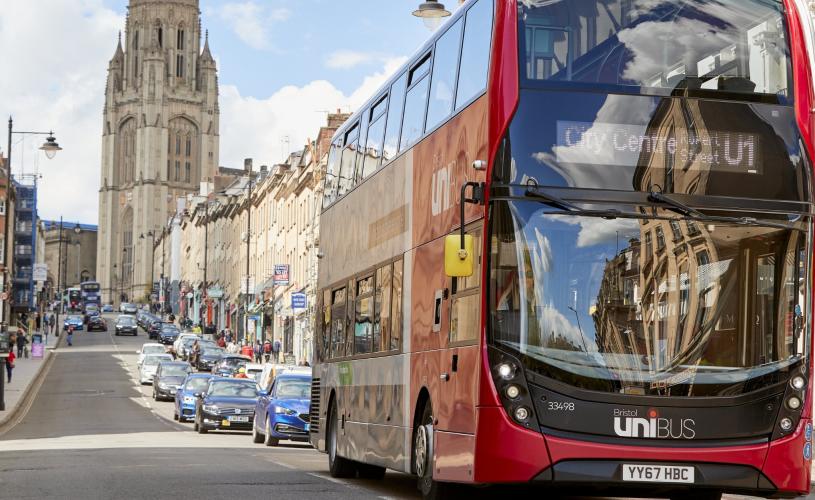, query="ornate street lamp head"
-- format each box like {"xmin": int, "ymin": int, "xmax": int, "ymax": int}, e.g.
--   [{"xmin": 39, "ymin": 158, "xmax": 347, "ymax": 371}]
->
[
  {"xmin": 40, "ymin": 133, "xmax": 62, "ymax": 160},
  {"xmin": 413, "ymin": 0, "xmax": 451, "ymax": 30}
]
